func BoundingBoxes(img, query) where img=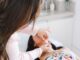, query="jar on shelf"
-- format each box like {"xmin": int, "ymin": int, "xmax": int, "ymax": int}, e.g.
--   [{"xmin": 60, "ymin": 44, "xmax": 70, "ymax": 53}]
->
[
  {"xmin": 50, "ymin": 0, "xmax": 55, "ymax": 13},
  {"xmin": 55, "ymin": 0, "xmax": 66, "ymax": 13}
]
